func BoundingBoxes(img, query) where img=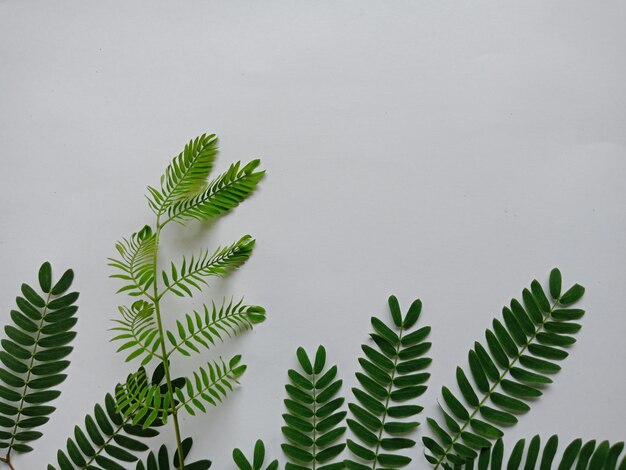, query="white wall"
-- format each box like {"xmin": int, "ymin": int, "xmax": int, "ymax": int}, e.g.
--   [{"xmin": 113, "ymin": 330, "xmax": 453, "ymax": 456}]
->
[{"xmin": 0, "ymin": 1, "xmax": 624, "ymax": 467}]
